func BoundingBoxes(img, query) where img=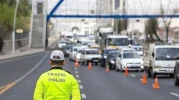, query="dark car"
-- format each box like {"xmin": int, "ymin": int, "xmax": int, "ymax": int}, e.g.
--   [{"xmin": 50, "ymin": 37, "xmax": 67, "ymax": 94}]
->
[
  {"xmin": 100, "ymin": 48, "xmax": 118, "ymax": 67},
  {"xmin": 62, "ymin": 45, "xmax": 74, "ymax": 57},
  {"xmin": 174, "ymin": 60, "xmax": 179, "ymax": 86},
  {"xmin": 106, "ymin": 51, "xmax": 120, "ymax": 70}
]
